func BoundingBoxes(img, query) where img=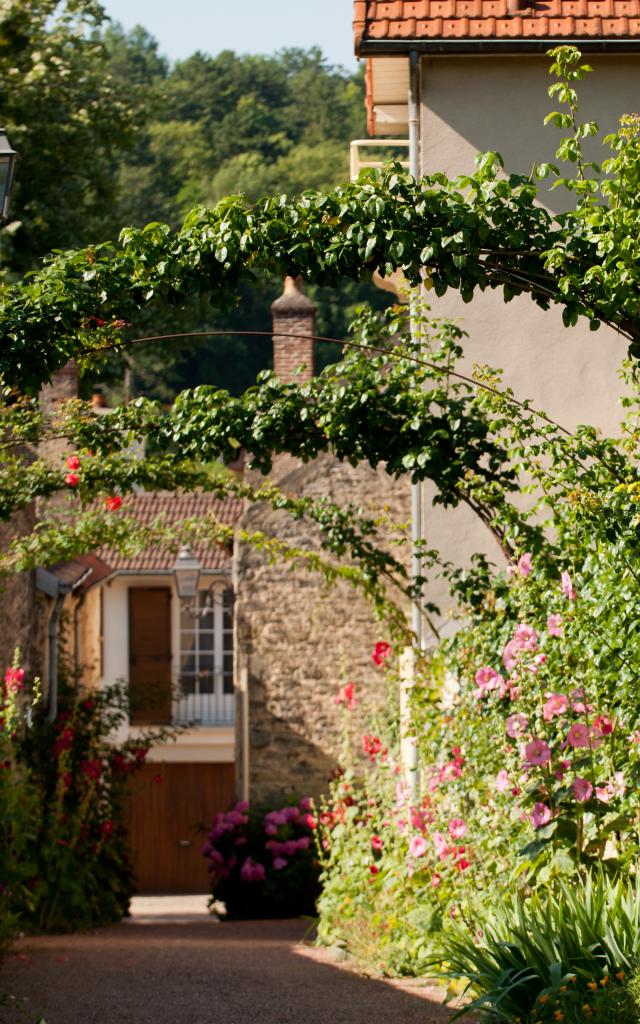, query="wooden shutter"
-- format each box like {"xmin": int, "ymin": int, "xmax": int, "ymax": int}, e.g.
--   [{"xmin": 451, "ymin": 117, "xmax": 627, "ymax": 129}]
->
[{"xmin": 129, "ymin": 587, "xmax": 172, "ymax": 725}]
